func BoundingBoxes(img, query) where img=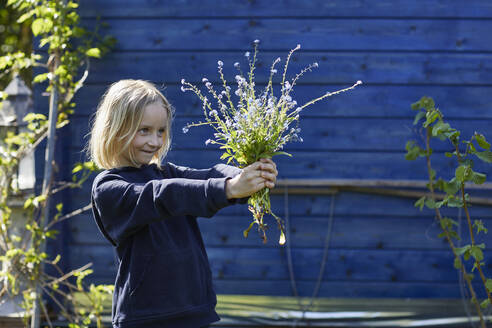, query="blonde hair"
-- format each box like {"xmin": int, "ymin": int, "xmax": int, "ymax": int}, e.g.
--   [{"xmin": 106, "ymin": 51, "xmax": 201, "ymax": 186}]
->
[{"xmin": 88, "ymin": 79, "xmax": 174, "ymax": 170}]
